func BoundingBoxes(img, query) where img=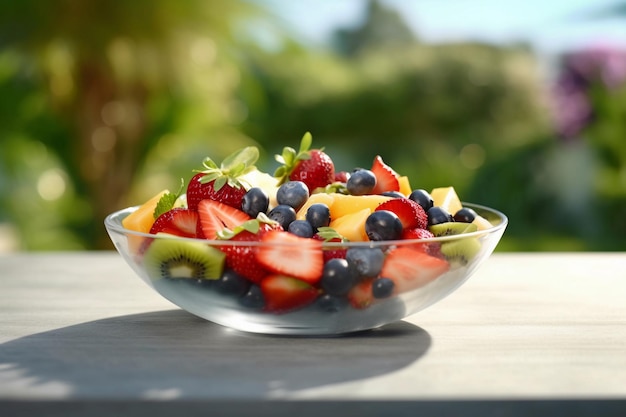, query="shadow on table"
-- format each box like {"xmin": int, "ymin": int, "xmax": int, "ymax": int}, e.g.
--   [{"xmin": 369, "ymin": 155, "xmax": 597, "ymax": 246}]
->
[{"xmin": 0, "ymin": 309, "xmax": 430, "ymax": 399}]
